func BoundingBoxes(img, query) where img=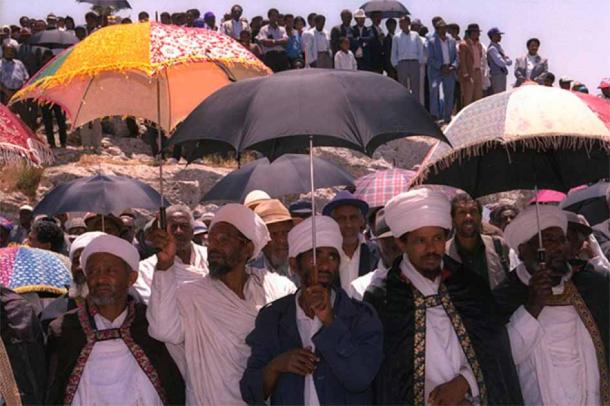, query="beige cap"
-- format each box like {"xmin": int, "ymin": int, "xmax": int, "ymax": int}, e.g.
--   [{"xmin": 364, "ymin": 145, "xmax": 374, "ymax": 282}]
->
[
  {"xmin": 254, "ymin": 199, "xmax": 292, "ymax": 225},
  {"xmin": 244, "ymin": 190, "xmax": 271, "ymax": 209}
]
